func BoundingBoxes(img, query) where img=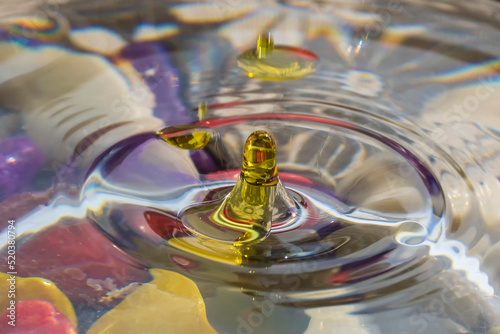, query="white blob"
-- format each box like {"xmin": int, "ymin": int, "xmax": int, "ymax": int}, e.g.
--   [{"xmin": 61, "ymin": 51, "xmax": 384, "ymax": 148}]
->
[{"xmin": 70, "ymin": 27, "xmax": 127, "ymax": 55}]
